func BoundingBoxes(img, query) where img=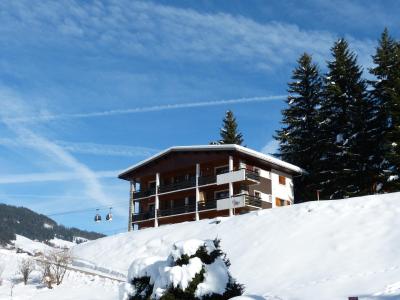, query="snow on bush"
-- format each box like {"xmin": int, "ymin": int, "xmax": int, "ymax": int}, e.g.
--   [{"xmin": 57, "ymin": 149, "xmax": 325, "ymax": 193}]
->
[
  {"xmin": 18, "ymin": 257, "xmax": 35, "ymax": 285},
  {"xmin": 0, "ymin": 257, "xmax": 5, "ymax": 285},
  {"xmin": 120, "ymin": 238, "xmax": 244, "ymax": 300}
]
